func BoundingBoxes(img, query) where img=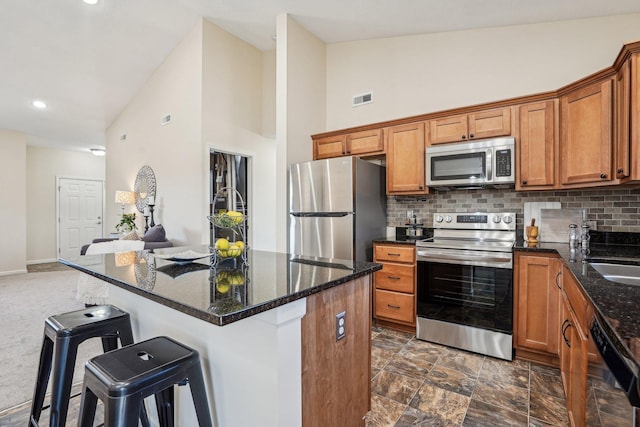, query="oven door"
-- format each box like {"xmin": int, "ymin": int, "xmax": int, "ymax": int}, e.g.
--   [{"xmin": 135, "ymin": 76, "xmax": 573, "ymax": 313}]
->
[{"xmin": 416, "ymin": 259, "xmax": 513, "ymax": 335}]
